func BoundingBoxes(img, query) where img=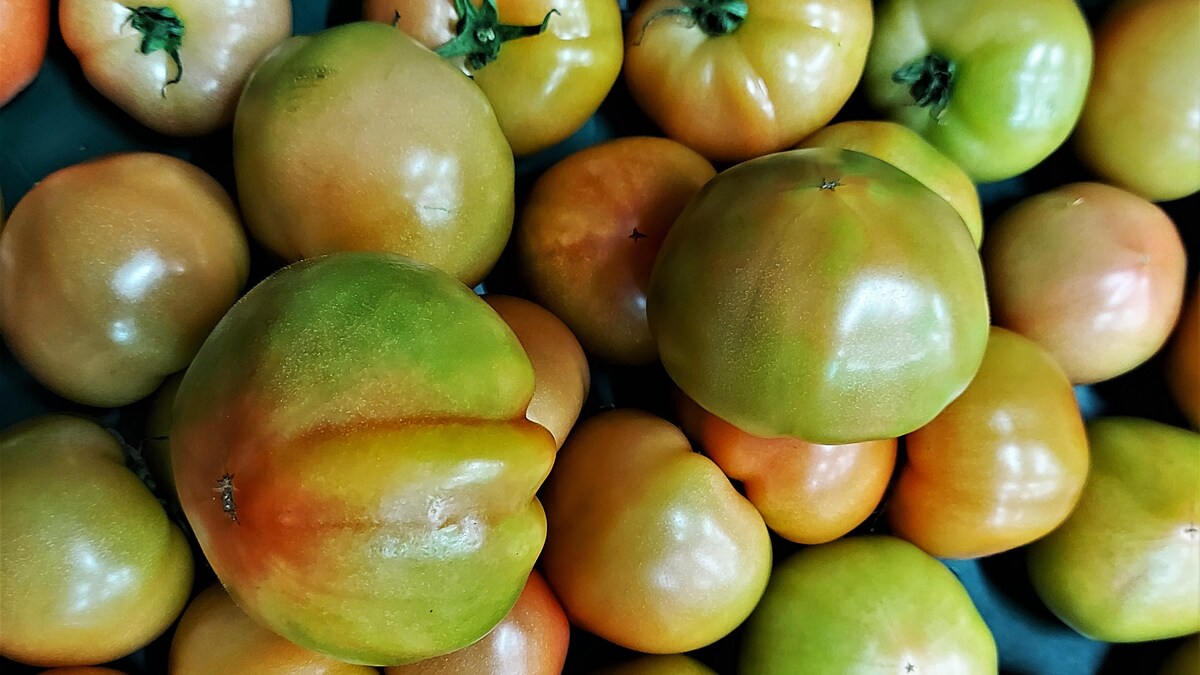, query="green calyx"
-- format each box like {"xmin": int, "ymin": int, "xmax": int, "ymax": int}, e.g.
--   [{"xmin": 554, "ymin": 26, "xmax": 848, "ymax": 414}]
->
[
  {"xmin": 124, "ymin": 6, "xmax": 186, "ymax": 96},
  {"xmin": 892, "ymin": 53, "xmax": 955, "ymax": 122},
  {"xmin": 637, "ymin": 0, "xmax": 748, "ymax": 44},
  {"xmin": 435, "ymin": 0, "xmax": 558, "ymax": 71}
]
